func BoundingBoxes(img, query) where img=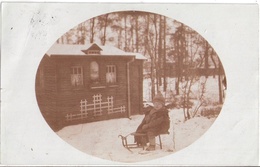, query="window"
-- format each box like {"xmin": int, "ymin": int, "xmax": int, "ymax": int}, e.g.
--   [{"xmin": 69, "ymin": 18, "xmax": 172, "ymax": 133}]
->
[
  {"xmin": 71, "ymin": 66, "xmax": 83, "ymax": 87},
  {"xmin": 90, "ymin": 61, "xmax": 99, "ymax": 83},
  {"xmin": 88, "ymin": 50, "xmax": 100, "ymax": 55},
  {"xmin": 106, "ymin": 65, "xmax": 116, "ymax": 83}
]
